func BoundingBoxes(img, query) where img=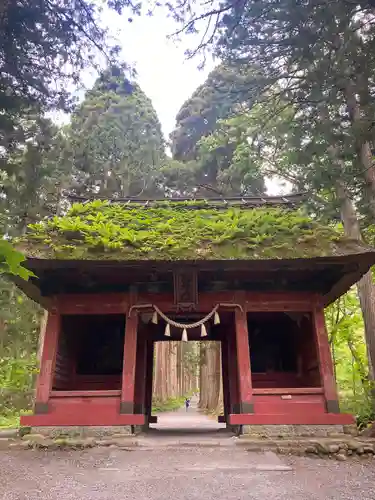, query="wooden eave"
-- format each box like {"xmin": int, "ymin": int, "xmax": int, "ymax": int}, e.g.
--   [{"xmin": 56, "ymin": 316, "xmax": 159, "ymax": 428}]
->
[{"xmin": 11, "ymin": 251, "xmax": 375, "ymax": 310}]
